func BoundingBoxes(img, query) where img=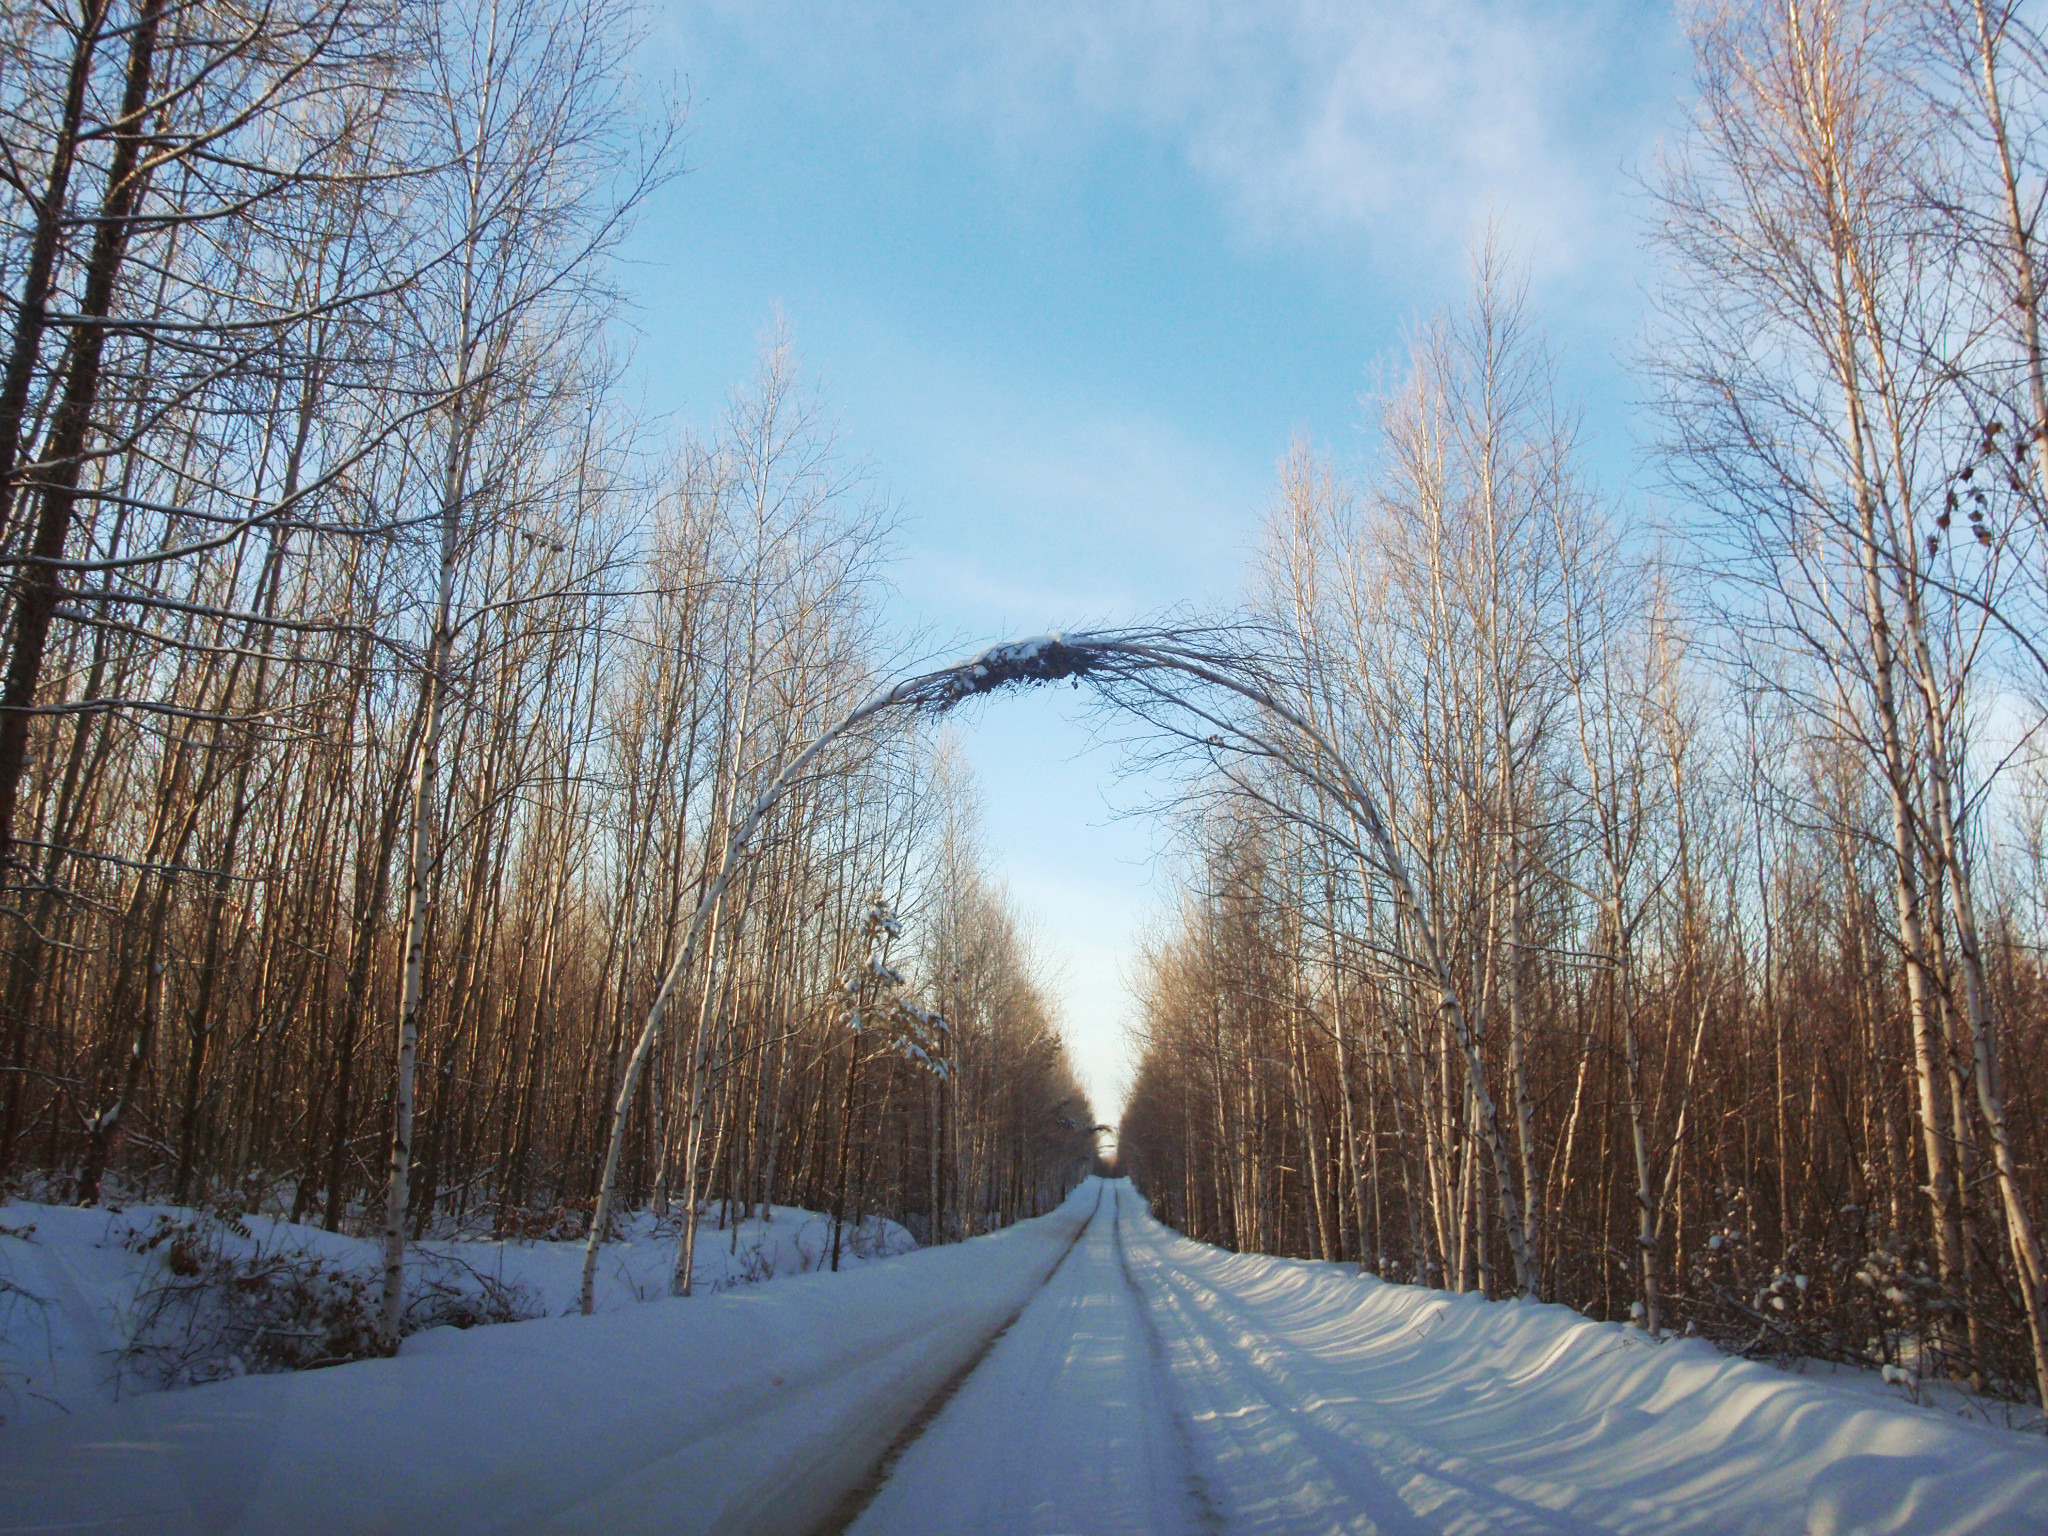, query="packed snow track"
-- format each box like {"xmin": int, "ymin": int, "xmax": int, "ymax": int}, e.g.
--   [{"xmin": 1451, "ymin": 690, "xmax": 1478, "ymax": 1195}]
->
[
  {"xmin": 837, "ymin": 1180, "xmax": 1215, "ymax": 1535},
  {"xmin": 4, "ymin": 1178, "xmax": 2048, "ymax": 1535}
]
